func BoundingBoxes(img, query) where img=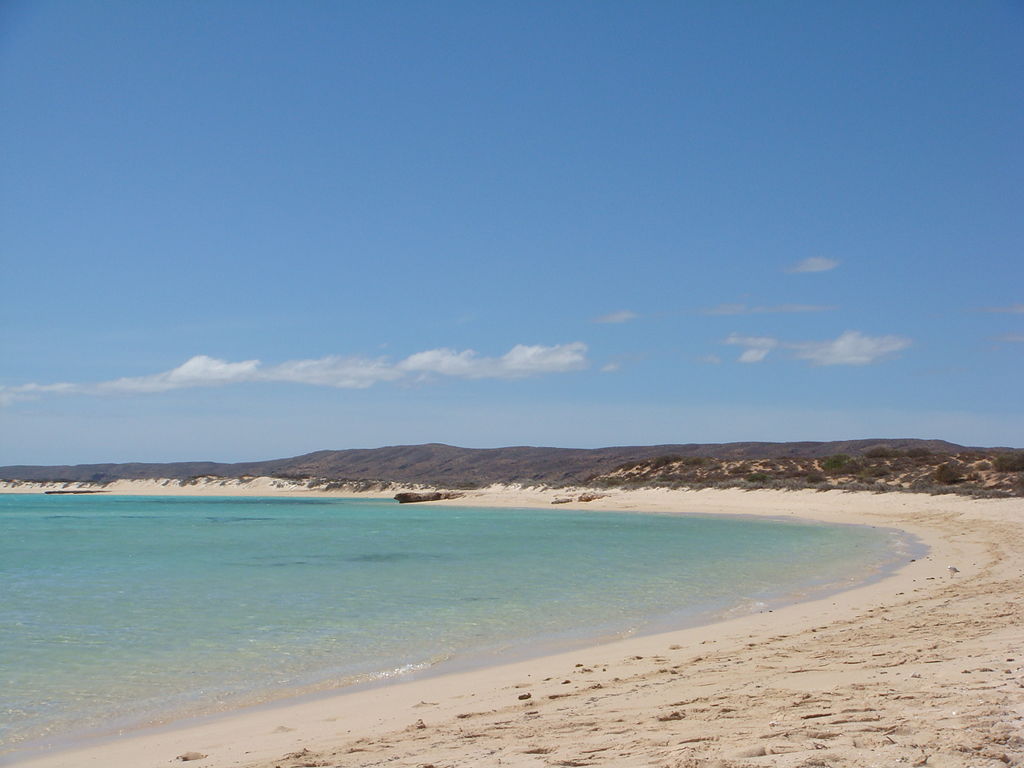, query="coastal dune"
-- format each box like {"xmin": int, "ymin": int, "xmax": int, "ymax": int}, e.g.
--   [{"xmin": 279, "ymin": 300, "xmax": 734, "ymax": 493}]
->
[{"xmin": 9, "ymin": 487, "xmax": 1024, "ymax": 768}]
